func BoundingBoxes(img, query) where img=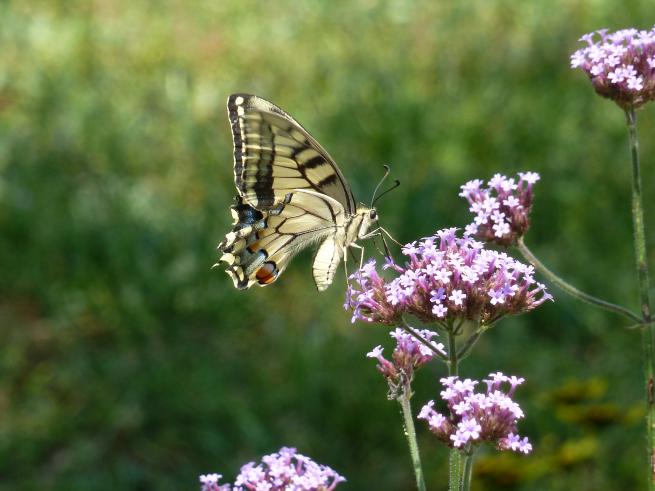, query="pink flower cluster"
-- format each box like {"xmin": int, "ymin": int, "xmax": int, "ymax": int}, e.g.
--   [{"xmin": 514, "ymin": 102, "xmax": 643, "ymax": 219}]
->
[
  {"xmin": 460, "ymin": 172, "xmax": 540, "ymax": 246},
  {"xmin": 418, "ymin": 373, "xmax": 532, "ymax": 454},
  {"xmin": 200, "ymin": 447, "xmax": 345, "ymax": 491},
  {"xmin": 345, "ymin": 228, "xmax": 552, "ymax": 325},
  {"xmin": 367, "ymin": 328, "xmax": 445, "ymax": 395},
  {"xmin": 571, "ymin": 26, "xmax": 655, "ymax": 109}
]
